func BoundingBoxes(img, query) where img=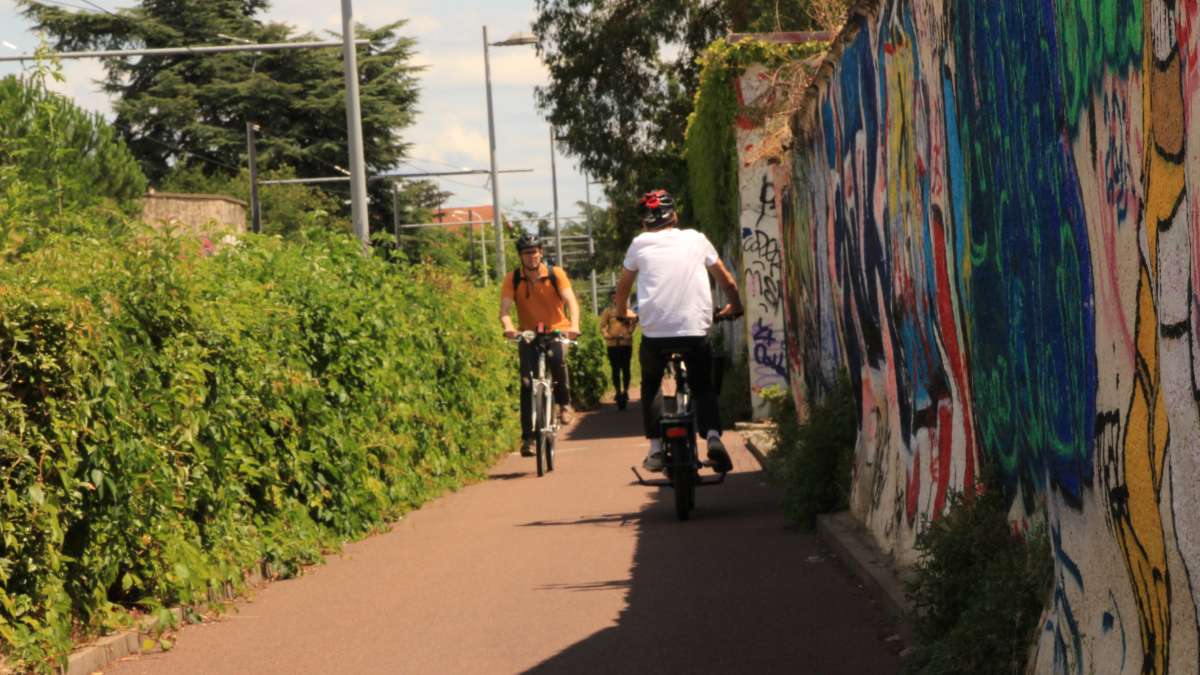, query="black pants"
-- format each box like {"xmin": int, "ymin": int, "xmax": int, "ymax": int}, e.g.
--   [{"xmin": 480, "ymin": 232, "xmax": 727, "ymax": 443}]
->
[
  {"xmin": 639, "ymin": 336, "xmax": 720, "ymax": 440},
  {"xmin": 607, "ymin": 345, "xmax": 633, "ymax": 394},
  {"xmin": 519, "ymin": 341, "xmax": 570, "ymax": 440}
]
